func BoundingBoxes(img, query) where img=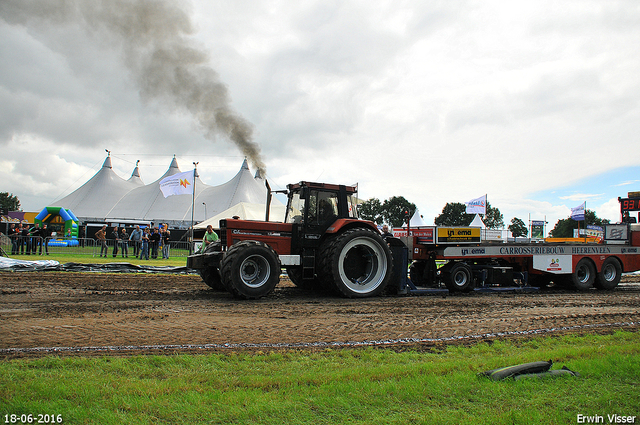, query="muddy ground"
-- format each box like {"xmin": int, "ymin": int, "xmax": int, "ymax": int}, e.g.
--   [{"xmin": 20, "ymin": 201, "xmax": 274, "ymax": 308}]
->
[{"xmin": 1, "ymin": 271, "xmax": 639, "ymax": 357}]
